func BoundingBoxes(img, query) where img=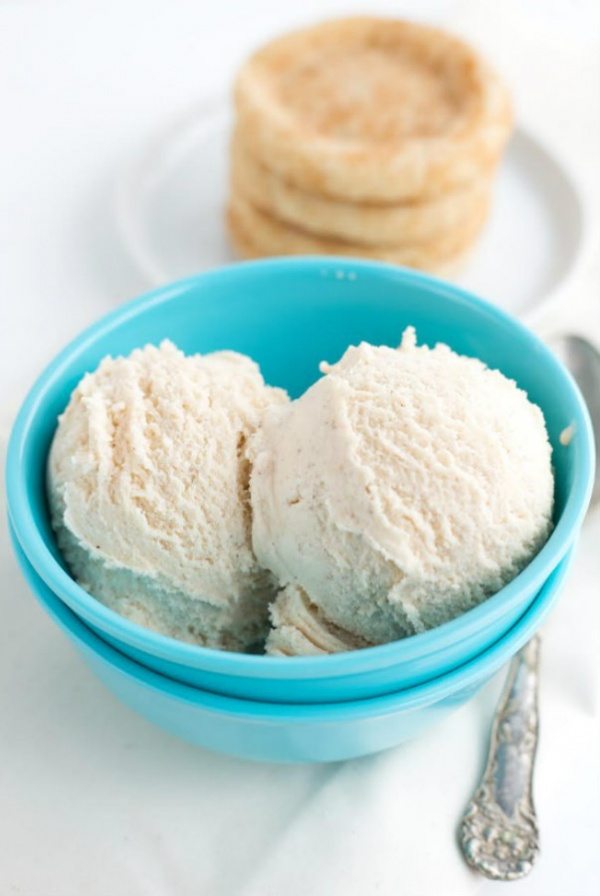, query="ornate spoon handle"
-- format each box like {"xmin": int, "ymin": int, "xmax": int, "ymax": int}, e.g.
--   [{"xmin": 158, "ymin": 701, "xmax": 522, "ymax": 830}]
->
[{"xmin": 459, "ymin": 636, "xmax": 541, "ymax": 881}]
